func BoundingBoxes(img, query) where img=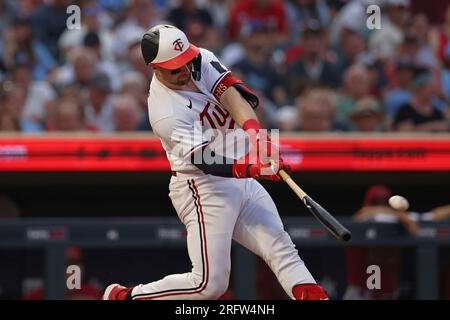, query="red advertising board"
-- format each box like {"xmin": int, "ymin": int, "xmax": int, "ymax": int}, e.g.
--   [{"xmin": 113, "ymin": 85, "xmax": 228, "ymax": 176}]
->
[{"xmin": 0, "ymin": 135, "xmax": 449, "ymax": 171}]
